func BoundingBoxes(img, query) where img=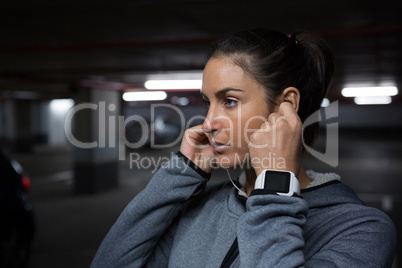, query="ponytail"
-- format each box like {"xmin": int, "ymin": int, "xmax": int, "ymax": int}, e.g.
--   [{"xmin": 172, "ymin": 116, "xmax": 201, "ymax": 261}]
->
[{"xmin": 293, "ymin": 32, "xmax": 336, "ymax": 146}]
